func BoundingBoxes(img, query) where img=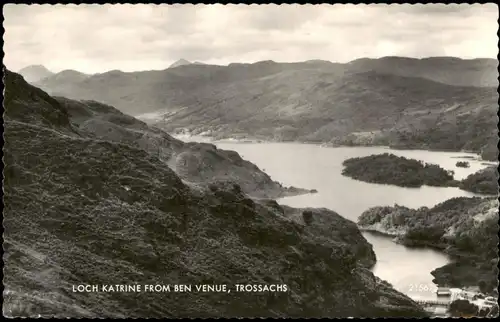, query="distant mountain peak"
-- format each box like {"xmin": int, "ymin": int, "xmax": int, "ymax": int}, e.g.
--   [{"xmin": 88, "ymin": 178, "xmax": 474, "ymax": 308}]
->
[
  {"xmin": 57, "ymin": 69, "xmax": 87, "ymax": 76},
  {"xmin": 254, "ymin": 60, "xmax": 276, "ymax": 64},
  {"xmin": 169, "ymin": 59, "xmax": 192, "ymax": 68},
  {"xmin": 33, "ymin": 69, "xmax": 90, "ymax": 87},
  {"xmin": 18, "ymin": 64, "xmax": 54, "ymax": 83},
  {"xmin": 305, "ymin": 59, "xmax": 330, "ymax": 63}
]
